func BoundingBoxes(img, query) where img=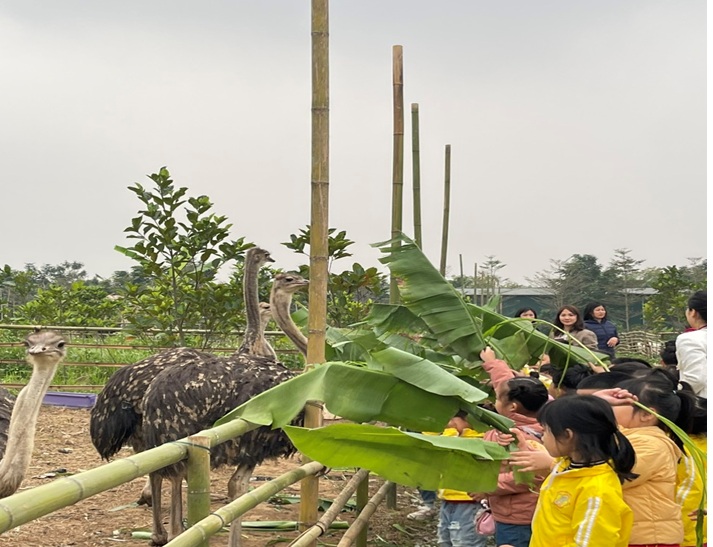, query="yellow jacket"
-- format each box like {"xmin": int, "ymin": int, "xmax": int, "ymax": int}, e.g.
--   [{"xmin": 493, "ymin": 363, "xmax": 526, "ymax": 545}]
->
[
  {"xmin": 676, "ymin": 434, "xmax": 707, "ymax": 547},
  {"xmin": 530, "ymin": 459, "xmax": 632, "ymax": 547},
  {"xmin": 437, "ymin": 427, "xmax": 482, "ymax": 502},
  {"xmin": 621, "ymin": 425, "xmax": 683, "ymax": 545}
]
